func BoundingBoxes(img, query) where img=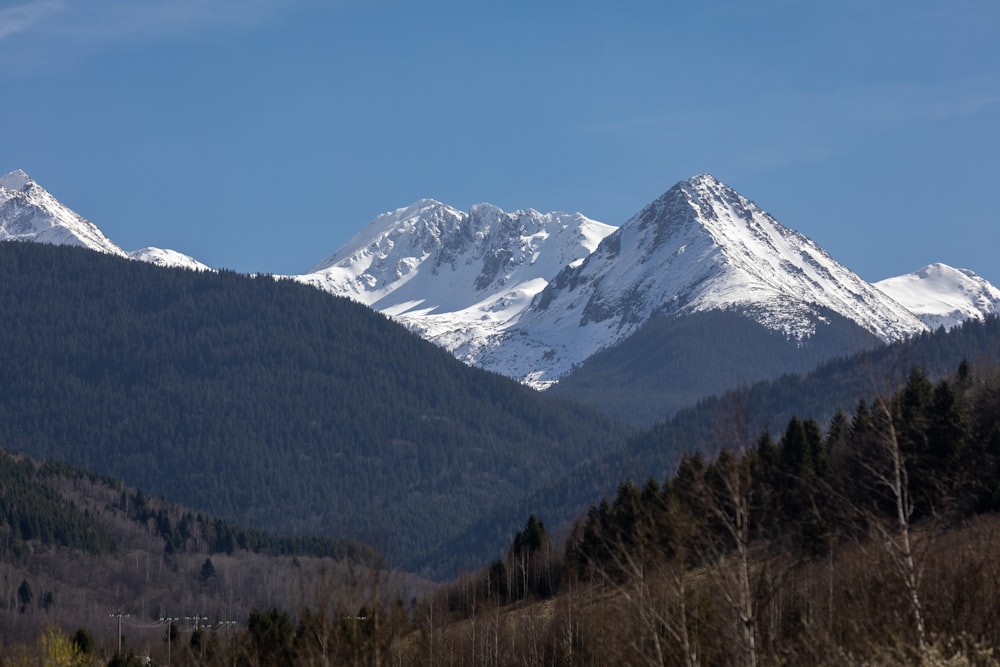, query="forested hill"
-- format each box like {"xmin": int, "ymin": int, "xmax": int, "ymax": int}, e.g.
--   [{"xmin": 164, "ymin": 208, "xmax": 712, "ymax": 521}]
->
[
  {"xmin": 0, "ymin": 241, "xmax": 627, "ymax": 570},
  {"xmin": 424, "ymin": 315, "xmax": 1000, "ymax": 575}
]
